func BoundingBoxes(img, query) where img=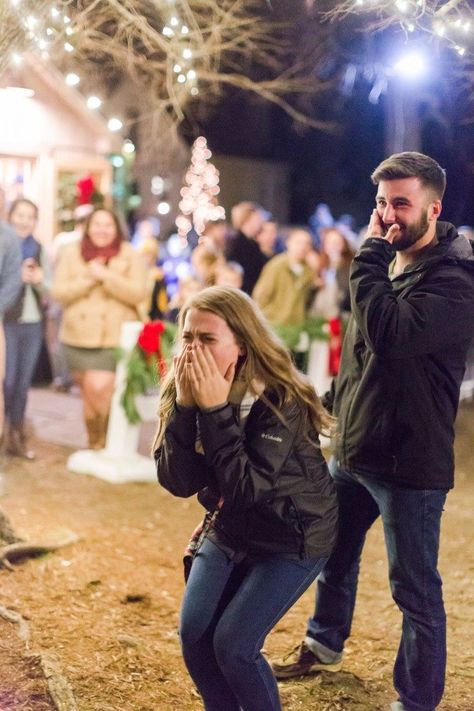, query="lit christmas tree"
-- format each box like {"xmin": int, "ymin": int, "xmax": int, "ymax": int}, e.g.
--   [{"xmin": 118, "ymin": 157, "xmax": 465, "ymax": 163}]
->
[{"xmin": 176, "ymin": 136, "xmax": 225, "ymax": 241}]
